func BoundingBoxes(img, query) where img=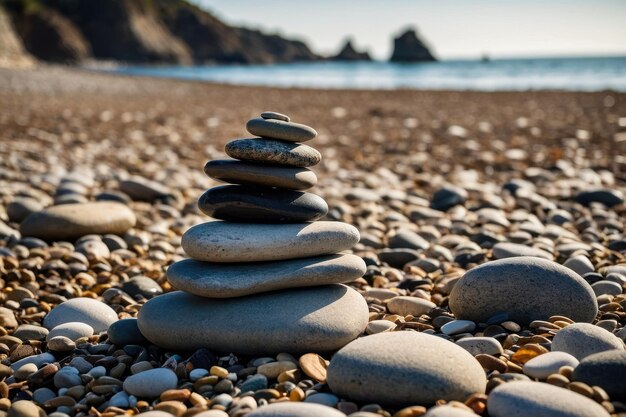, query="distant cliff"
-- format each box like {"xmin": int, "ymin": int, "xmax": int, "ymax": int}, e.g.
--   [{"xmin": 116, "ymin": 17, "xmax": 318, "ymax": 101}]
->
[
  {"xmin": 0, "ymin": 4, "xmax": 34, "ymax": 67},
  {"xmin": 0, "ymin": 0, "xmax": 320, "ymax": 65},
  {"xmin": 390, "ymin": 28, "xmax": 436, "ymax": 62}
]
